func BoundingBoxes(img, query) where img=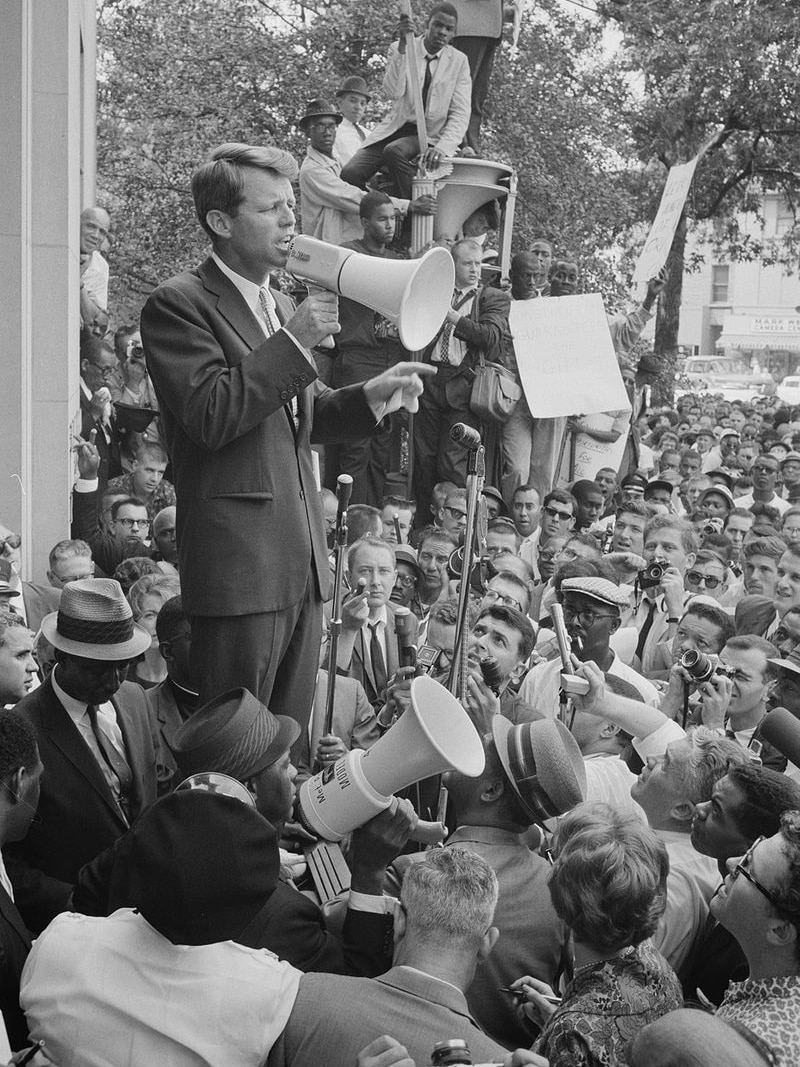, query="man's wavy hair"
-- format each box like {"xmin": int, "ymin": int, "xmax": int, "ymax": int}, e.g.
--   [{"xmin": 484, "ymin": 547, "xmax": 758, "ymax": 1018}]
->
[{"xmin": 192, "ymin": 143, "xmax": 299, "ymax": 240}]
